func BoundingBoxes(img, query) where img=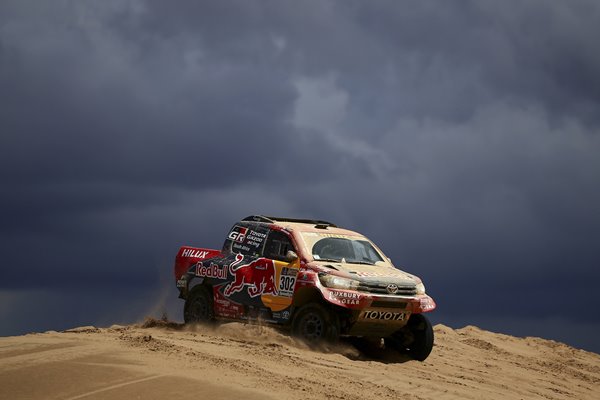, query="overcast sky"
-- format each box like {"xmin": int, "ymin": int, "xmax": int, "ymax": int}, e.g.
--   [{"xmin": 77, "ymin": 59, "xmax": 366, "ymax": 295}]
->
[{"xmin": 1, "ymin": 0, "xmax": 599, "ymax": 353}]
